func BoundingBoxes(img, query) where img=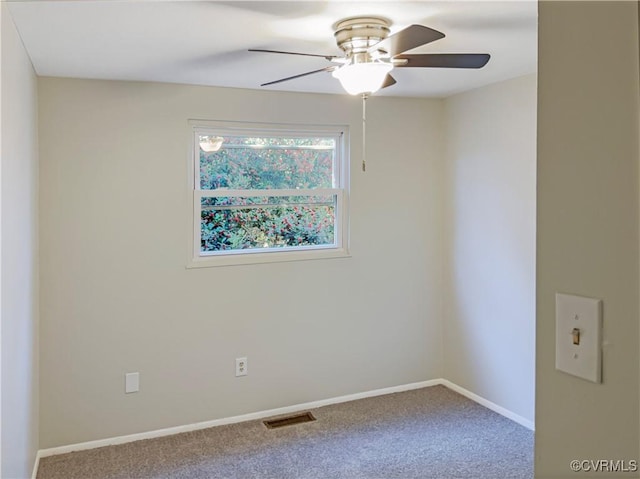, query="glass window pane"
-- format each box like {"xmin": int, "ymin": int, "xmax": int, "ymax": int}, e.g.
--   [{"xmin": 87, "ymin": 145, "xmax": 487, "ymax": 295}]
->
[
  {"xmin": 199, "ymin": 135, "xmax": 335, "ymax": 190},
  {"xmin": 201, "ymin": 195, "xmax": 336, "ymax": 253}
]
